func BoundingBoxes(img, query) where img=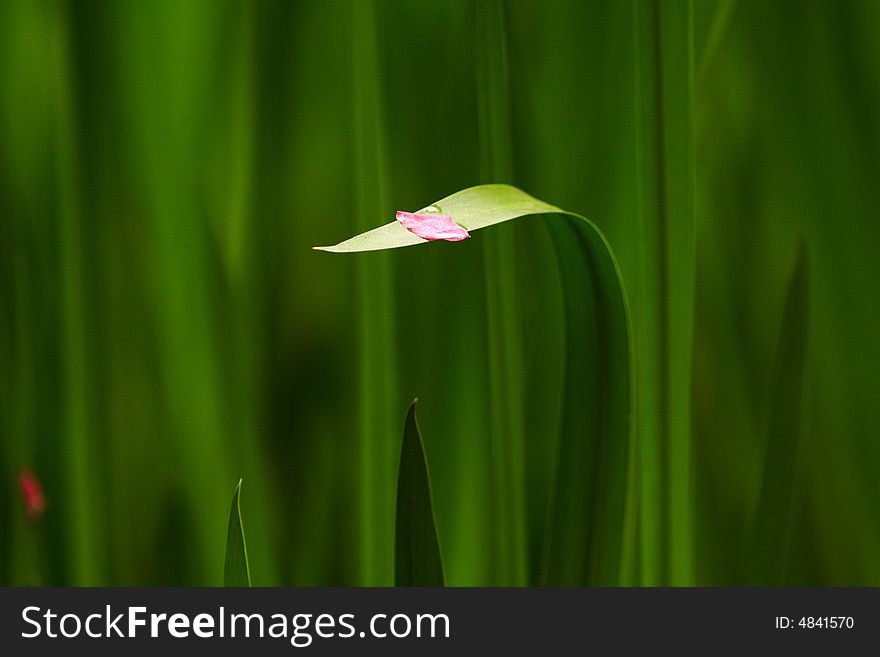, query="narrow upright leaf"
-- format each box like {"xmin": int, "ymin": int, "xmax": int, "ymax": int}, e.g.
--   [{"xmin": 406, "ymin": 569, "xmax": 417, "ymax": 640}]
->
[
  {"xmin": 633, "ymin": 0, "xmax": 697, "ymax": 586},
  {"xmin": 476, "ymin": 0, "xmax": 528, "ymax": 586},
  {"xmin": 348, "ymin": 0, "xmax": 399, "ymax": 587},
  {"xmin": 224, "ymin": 479, "xmax": 251, "ymax": 587},
  {"xmin": 395, "ymin": 399, "xmax": 445, "ymax": 587}
]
